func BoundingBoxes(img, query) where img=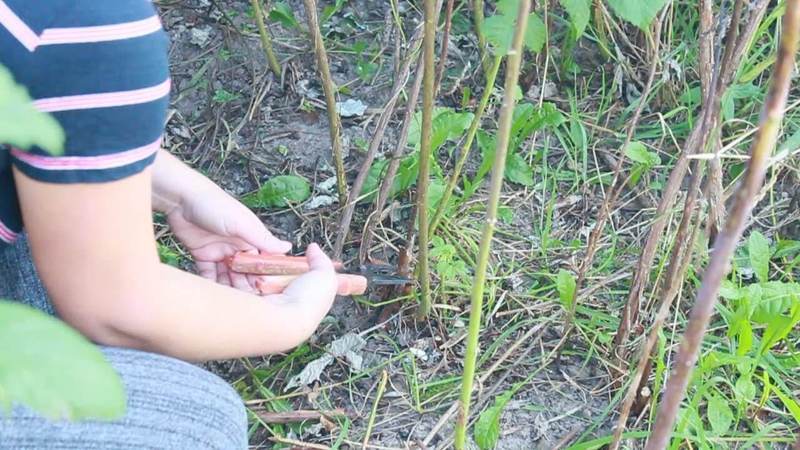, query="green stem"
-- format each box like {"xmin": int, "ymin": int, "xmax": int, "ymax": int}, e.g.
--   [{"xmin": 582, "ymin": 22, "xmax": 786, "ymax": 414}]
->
[
  {"xmin": 473, "ymin": 0, "xmax": 489, "ymax": 74},
  {"xmin": 250, "ymin": 0, "xmax": 282, "ymax": 77},
  {"xmin": 416, "ymin": 0, "xmax": 437, "ymax": 319},
  {"xmin": 453, "ymin": 1, "xmax": 530, "ymax": 448},
  {"xmin": 429, "ymin": 54, "xmax": 501, "ymax": 236}
]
